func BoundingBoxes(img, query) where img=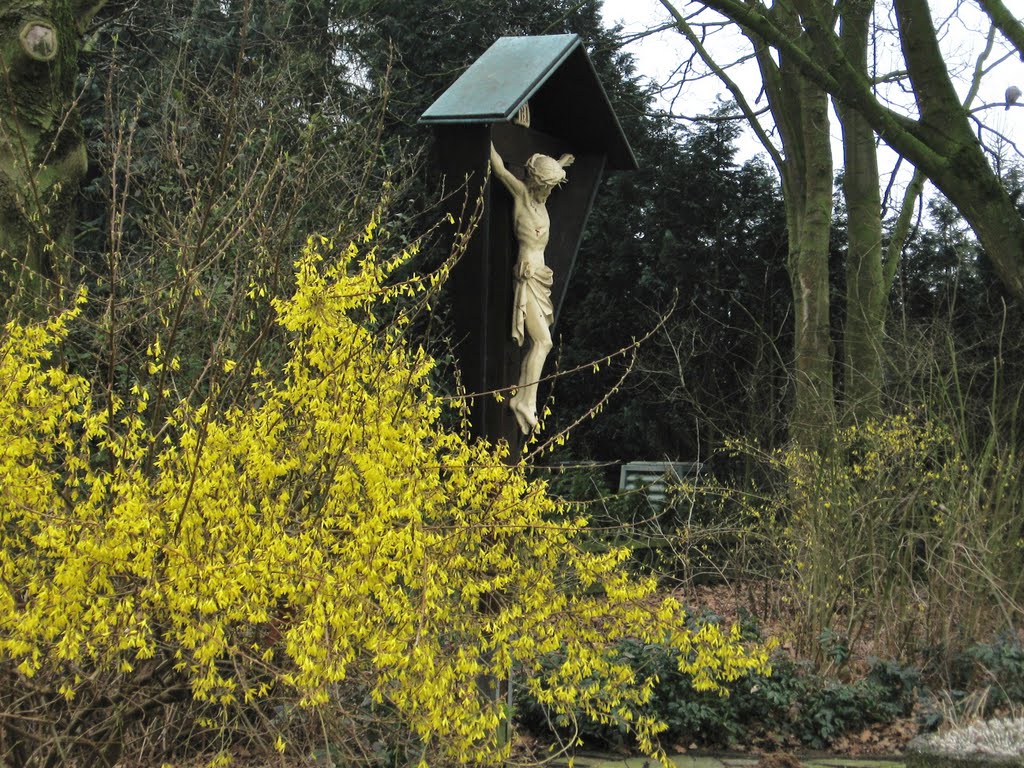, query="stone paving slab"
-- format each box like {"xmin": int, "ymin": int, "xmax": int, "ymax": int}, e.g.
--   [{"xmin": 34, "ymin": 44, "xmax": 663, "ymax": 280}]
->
[
  {"xmin": 563, "ymin": 754, "xmax": 904, "ymax": 768},
  {"xmin": 803, "ymin": 760, "xmax": 904, "ymax": 767}
]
